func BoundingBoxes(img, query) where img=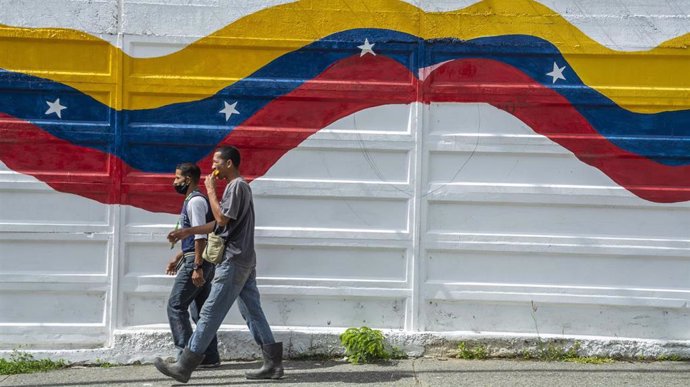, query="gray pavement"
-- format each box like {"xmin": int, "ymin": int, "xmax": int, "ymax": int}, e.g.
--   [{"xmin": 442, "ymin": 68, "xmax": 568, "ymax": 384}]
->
[{"xmin": 1, "ymin": 358, "xmax": 689, "ymax": 387}]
